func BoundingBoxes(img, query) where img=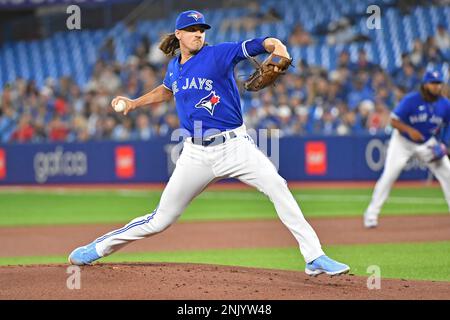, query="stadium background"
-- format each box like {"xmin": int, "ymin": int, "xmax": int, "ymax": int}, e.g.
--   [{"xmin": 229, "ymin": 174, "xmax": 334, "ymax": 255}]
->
[
  {"xmin": 0, "ymin": 0, "xmax": 449, "ymax": 300},
  {"xmin": 0, "ymin": 0, "xmax": 450, "ymax": 184}
]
